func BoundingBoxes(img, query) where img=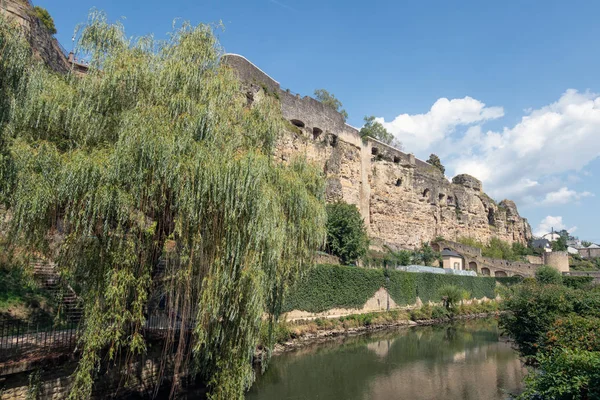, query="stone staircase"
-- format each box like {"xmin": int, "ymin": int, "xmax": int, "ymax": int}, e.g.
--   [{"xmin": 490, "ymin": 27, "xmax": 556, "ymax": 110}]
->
[{"xmin": 31, "ymin": 260, "xmax": 83, "ymax": 323}]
